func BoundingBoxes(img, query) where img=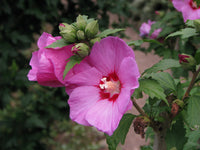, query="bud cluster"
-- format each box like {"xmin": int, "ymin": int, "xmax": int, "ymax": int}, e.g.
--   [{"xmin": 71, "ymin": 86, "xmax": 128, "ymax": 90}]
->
[
  {"xmin": 59, "ymin": 15, "xmax": 100, "ymax": 45},
  {"xmin": 59, "ymin": 15, "xmax": 101, "ymax": 58}
]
